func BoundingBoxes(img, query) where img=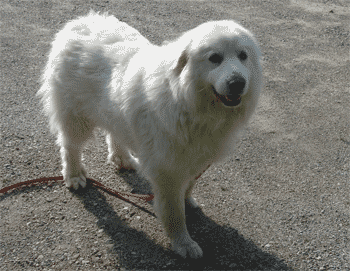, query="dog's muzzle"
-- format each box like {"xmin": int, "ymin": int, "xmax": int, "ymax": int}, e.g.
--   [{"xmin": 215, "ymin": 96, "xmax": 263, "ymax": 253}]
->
[{"xmin": 212, "ymin": 76, "xmax": 246, "ymax": 107}]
